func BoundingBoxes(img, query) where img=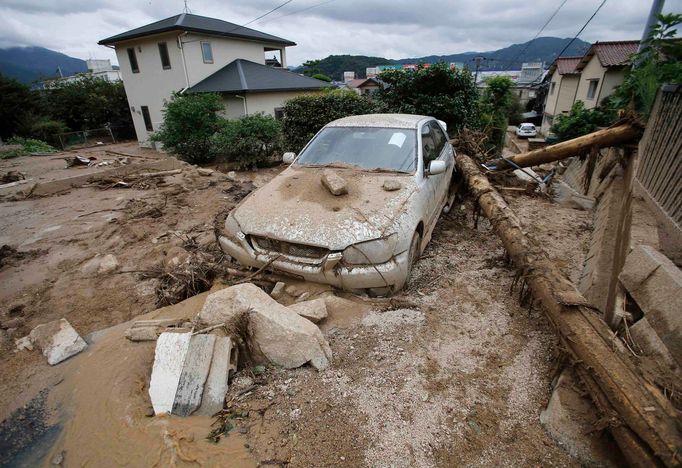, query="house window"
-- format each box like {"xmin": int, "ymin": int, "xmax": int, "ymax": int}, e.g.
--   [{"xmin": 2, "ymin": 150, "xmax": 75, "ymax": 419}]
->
[
  {"xmin": 158, "ymin": 42, "xmax": 171, "ymax": 69},
  {"xmin": 127, "ymin": 47, "xmax": 139, "ymax": 73},
  {"xmin": 587, "ymin": 79, "xmax": 599, "ymax": 100},
  {"xmin": 550, "ymin": 82, "xmax": 556, "ymax": 95},
  {"xmin": 141, "ymin": 106, "xmax": 153, "ymax": 131},
  {"xmin": 201, "ymin": 41, "xmax": 213, "ymax": 64},
  {"xmin": 274, "ymin": 107, "xmax": 285, "ymax": 120}
]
